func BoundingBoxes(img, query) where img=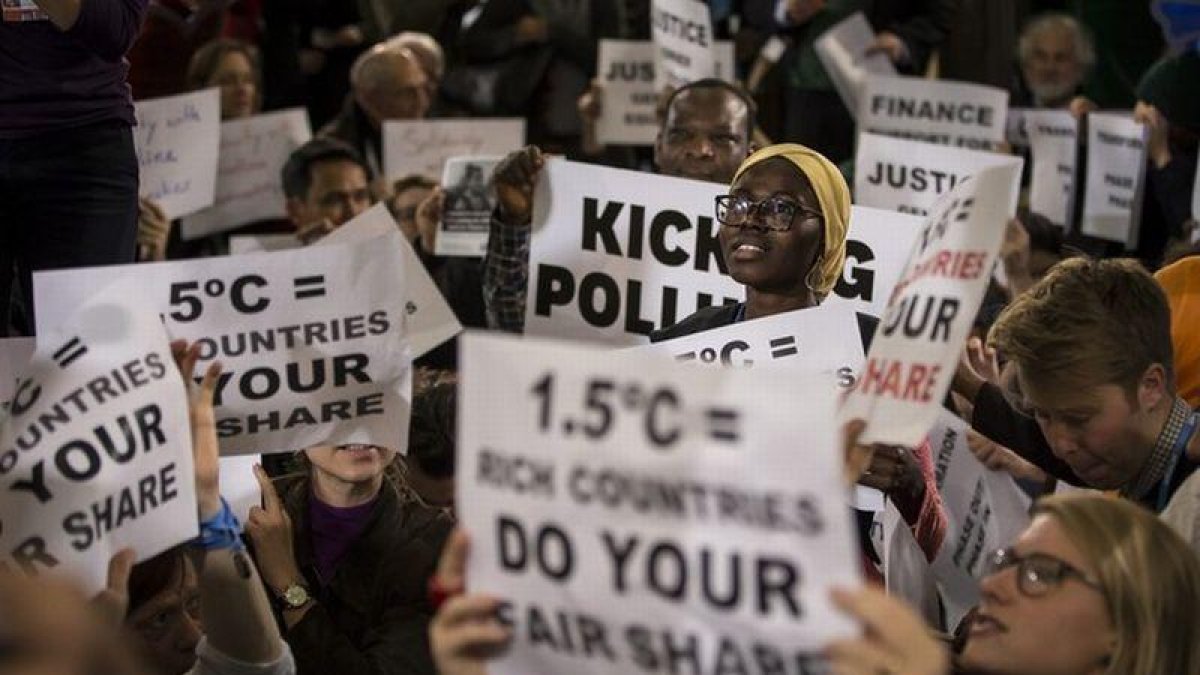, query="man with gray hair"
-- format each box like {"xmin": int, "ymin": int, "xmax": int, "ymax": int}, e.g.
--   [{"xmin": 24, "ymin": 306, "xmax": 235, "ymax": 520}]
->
[{"xmin": 1017, "ymin": 13, "xmax": 1096, "ymax": 109}]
